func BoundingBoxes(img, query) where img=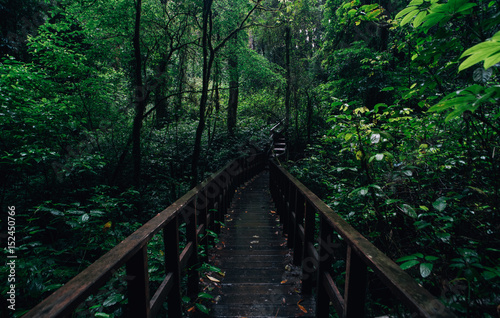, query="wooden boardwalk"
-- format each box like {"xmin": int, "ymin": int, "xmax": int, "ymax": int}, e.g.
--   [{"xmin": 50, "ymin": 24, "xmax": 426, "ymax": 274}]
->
[{"xmin": 210, "ymin": 170, "xmax": 315, "ymax": 318}]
